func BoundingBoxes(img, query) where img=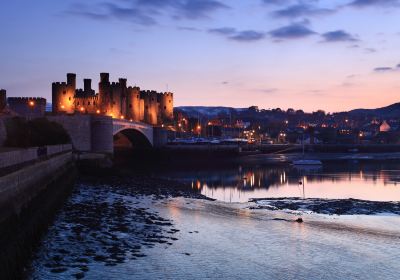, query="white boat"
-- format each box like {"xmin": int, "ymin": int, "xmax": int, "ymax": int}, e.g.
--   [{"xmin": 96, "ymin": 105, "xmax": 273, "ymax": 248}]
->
[
  {"xmin": 292, "ymin": 159, "xmax": 322, "ymax": 165},
  {"xmin": 292, "ymin": 133, "xmax": 322, "ymax": 166}
]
